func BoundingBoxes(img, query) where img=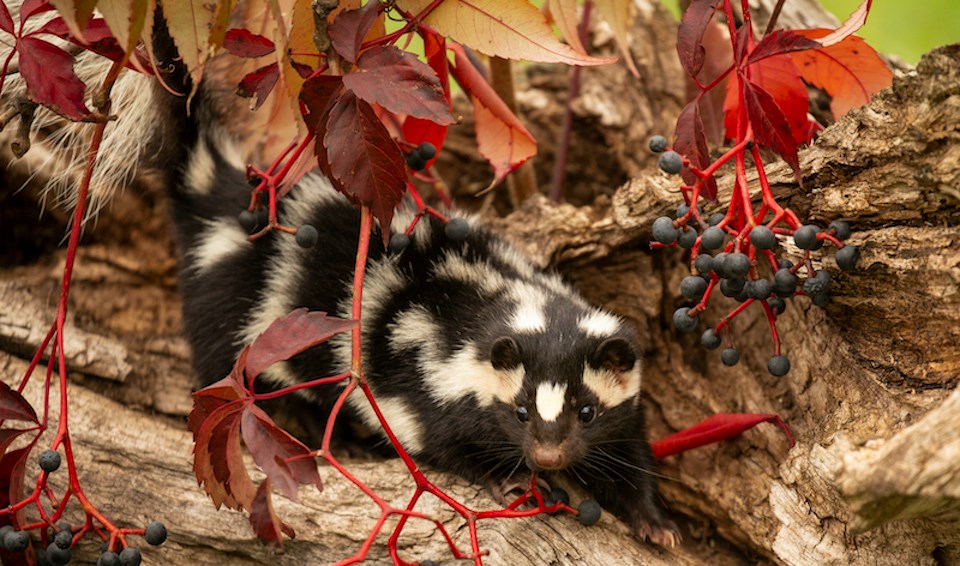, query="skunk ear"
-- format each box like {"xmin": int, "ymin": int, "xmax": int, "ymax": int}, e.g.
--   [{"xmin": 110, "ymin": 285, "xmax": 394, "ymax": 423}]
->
[
  {"xmin": 490, "ymin": 337, "xmax": 522, "ymax": 370},
  {"xmin": 589, "ymin": 338, "xmax": 636, "ymax": 373}
]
